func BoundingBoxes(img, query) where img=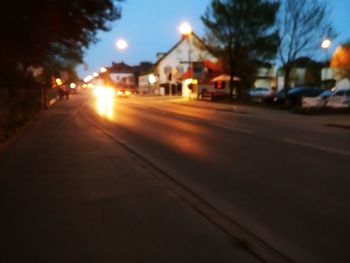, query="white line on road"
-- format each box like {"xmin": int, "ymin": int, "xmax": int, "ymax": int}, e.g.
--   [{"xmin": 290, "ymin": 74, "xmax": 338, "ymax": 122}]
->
[
  {"xmin": 283, "ymin": 139, "xmax": 350, "ymax": 157},
  {"xmin": 212, "ymin": 123, "xmax": 254, "ymax": 135}
]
